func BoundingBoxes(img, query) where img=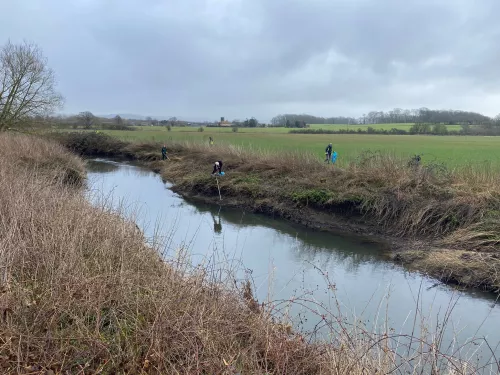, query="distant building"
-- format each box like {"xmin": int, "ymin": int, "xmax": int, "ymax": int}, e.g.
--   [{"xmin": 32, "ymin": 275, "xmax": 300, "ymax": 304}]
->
[{"xmin": 218, "ymin": 116, "xmax": 233, "ymax": 127}]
